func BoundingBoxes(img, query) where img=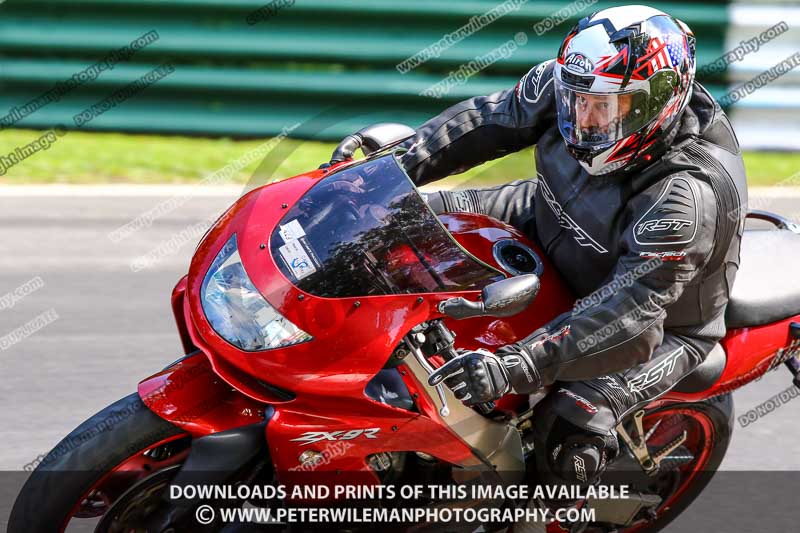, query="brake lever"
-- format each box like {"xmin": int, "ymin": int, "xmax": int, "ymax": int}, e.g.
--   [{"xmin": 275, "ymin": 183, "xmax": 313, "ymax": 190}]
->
[
  {"xmin": 436, "ymin": 342, "xmax": 495, "ymax": 415},
  {"xmin": 405, "ymin": 326, "xmax": 496, "ymax": 417}
]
